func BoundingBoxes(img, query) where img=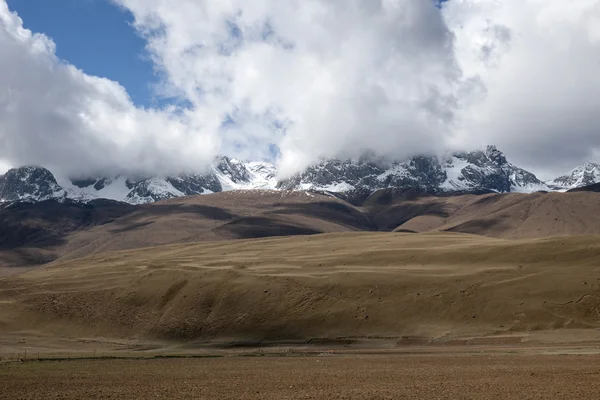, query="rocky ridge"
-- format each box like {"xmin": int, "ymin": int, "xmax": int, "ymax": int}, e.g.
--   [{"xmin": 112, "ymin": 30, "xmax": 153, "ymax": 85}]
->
[{"xmin": 1, "ymin": 147, "xmax": 598, "ymax": 205}]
